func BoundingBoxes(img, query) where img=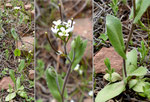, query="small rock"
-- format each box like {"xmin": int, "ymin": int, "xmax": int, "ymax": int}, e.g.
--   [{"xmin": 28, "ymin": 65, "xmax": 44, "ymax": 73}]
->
[
  {"xmin": 94, "ymin": 47, "xmax": 123, "ymax": 75},
  {"xmin": 24, "ymin": 4, "xmax": 32, "ymax": 10},
  {"xmin": 0, "ymin": 77, "xmax": 14, "ymax": 90},
  {"xmin": 17, "ymin": 36, "xmax": 34, "ymax": 52},
  {"xmin": 5, "ymin": 3, "xmax": 12, "ymax": 8},
  {"xmin": 83, "ymin": 98, "xmax": 92, "ymax": 102},
  {"xmin": 29, "ymin": 70, "xmax": 34, "ymax": 80}
]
